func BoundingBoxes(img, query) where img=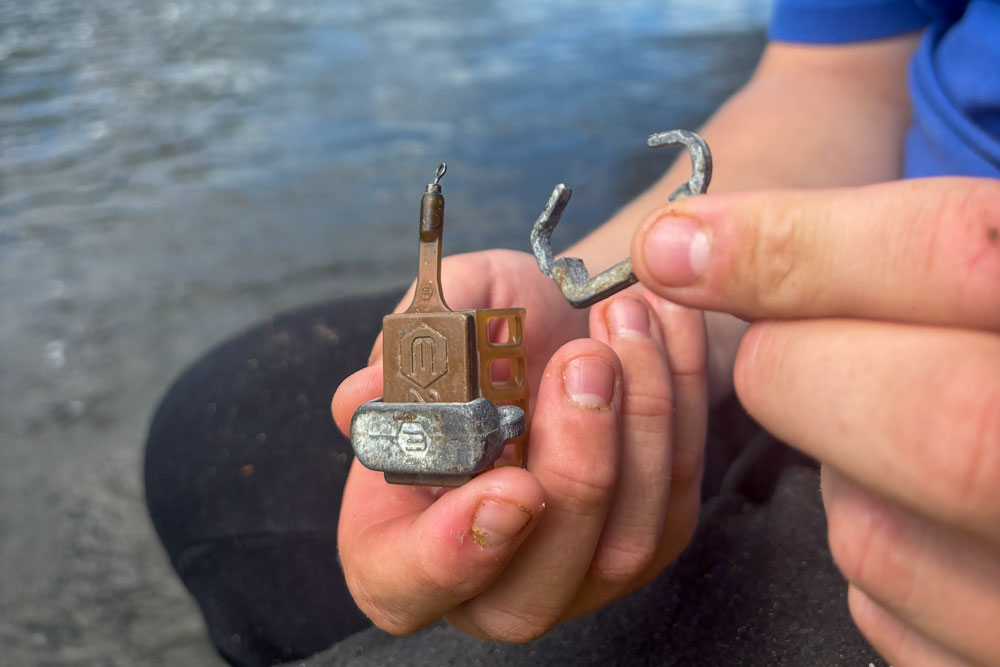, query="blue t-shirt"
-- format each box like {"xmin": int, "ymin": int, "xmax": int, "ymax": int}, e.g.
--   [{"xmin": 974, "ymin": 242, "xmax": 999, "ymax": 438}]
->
[{"xmin": 770, "ymin": 0, "xmax": 1000, "ymax": 178}]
